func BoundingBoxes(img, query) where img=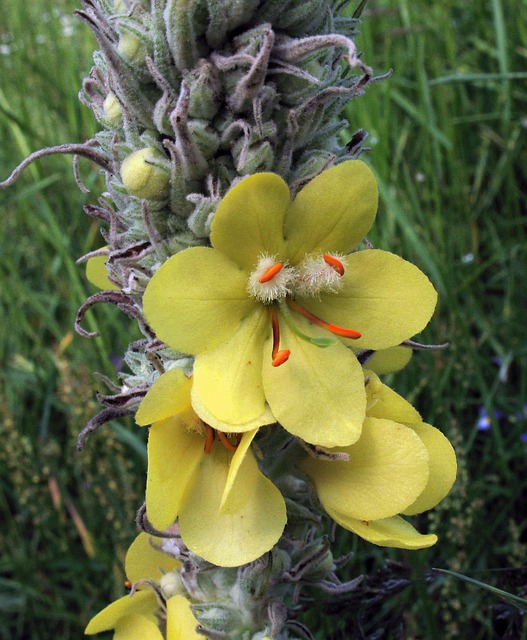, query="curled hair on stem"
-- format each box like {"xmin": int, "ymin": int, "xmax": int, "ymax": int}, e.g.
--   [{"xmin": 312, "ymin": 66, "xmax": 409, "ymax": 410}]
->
[{"xmin": 0, "ymin": 142, "xmax": 113, "ymax": 189}]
